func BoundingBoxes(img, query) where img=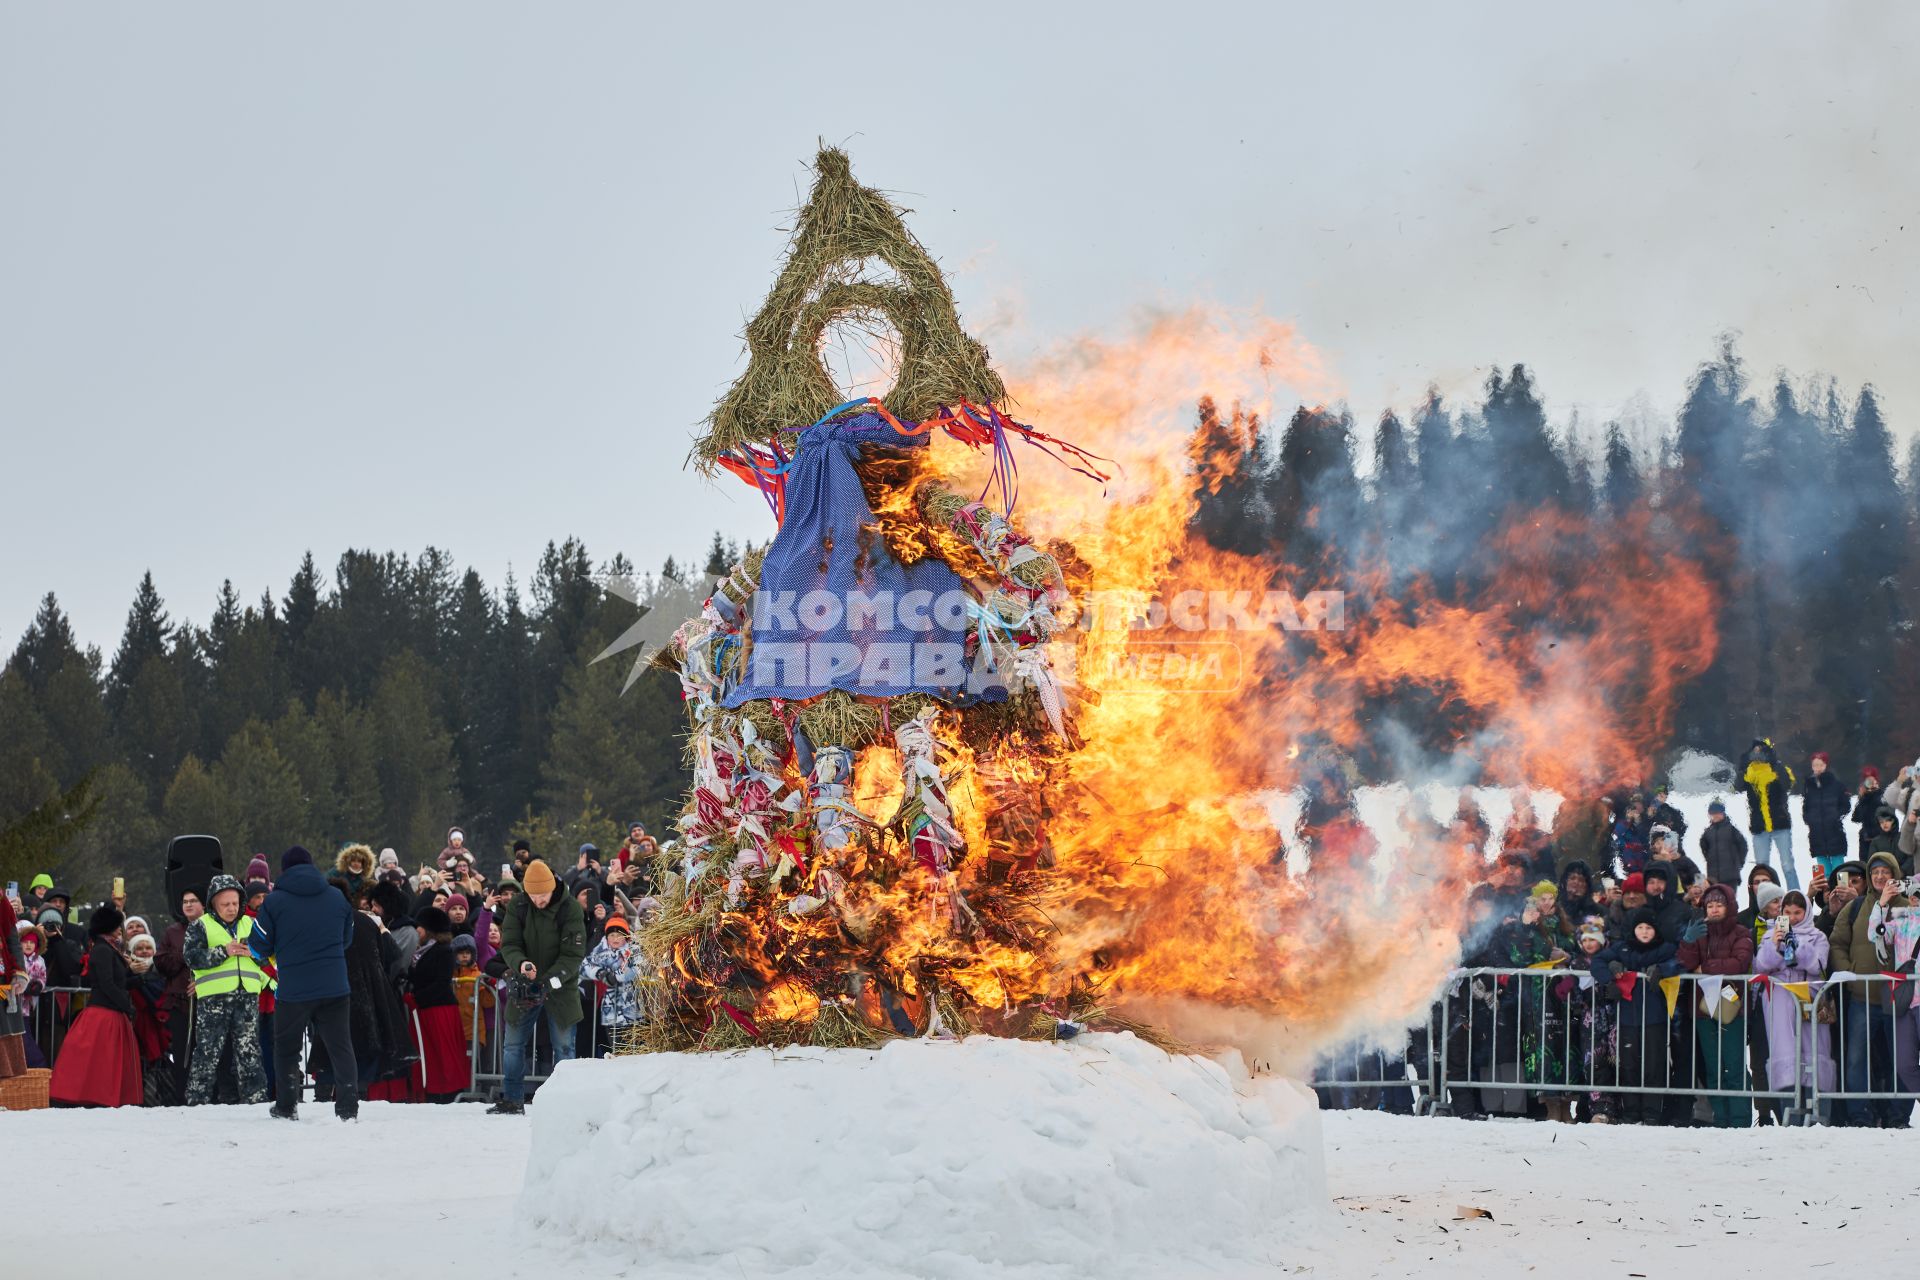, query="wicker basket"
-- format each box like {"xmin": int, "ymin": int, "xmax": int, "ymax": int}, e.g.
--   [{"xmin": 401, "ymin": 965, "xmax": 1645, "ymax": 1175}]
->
[{"xmin": 0, "ymin": 1067, "xmax": 52, "ymax": 1111}]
